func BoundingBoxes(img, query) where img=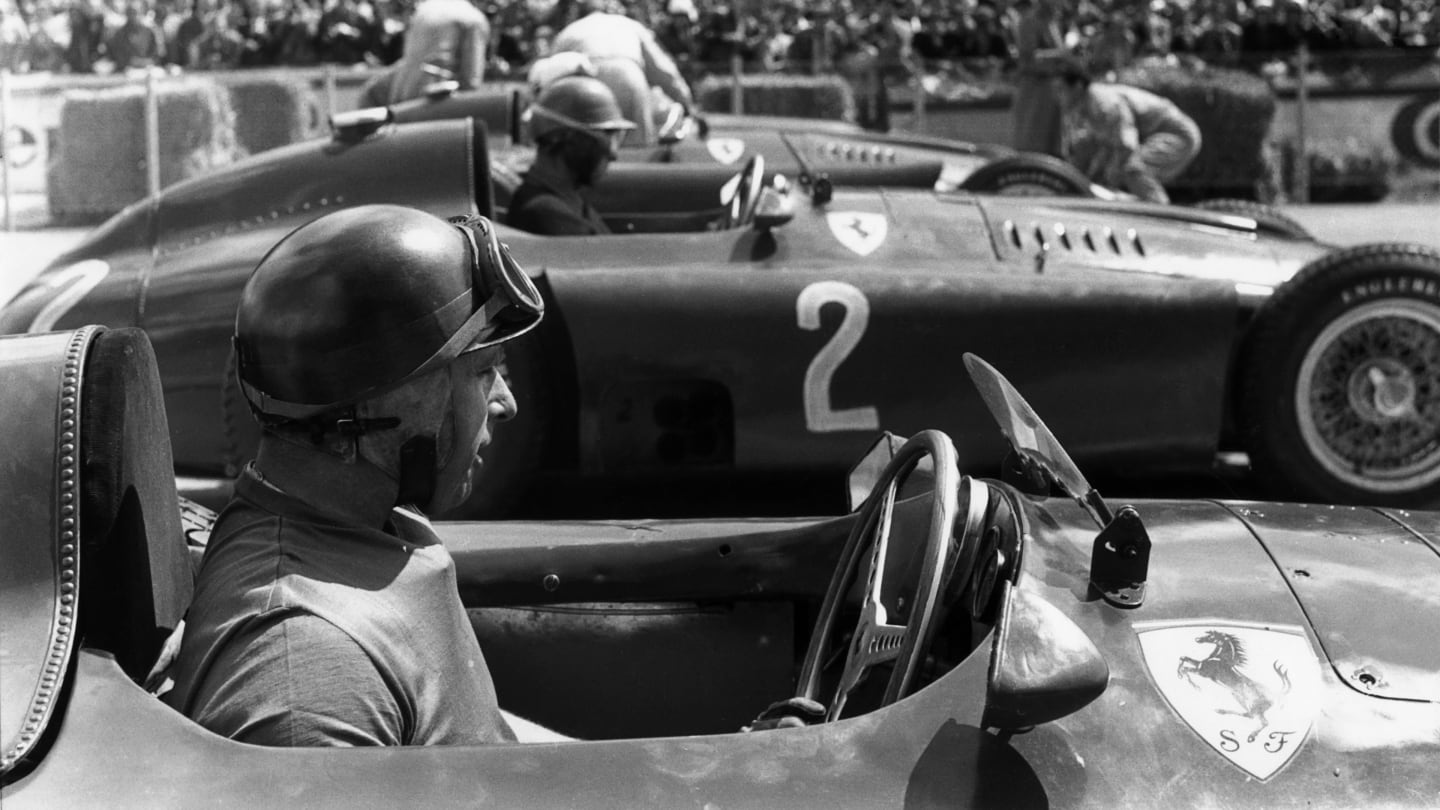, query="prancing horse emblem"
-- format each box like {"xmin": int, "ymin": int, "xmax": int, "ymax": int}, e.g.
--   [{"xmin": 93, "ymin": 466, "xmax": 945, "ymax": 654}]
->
[
  {"xmin": 1177, "ymin": 630, "xmax": 1291, "ymax": 743},
  {"xmin": 706, "ymin": 137, "xmax": 746, "ymax": 165},
  {"xmin": 1137, "ymin": 621, "xmax": 1320, "ymax": 781},
  {"xmin": 826, "ymin": 212, "xmax": 888, "ymax": 256}
]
